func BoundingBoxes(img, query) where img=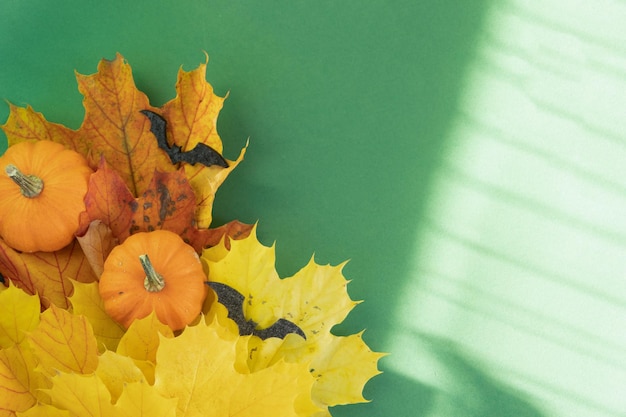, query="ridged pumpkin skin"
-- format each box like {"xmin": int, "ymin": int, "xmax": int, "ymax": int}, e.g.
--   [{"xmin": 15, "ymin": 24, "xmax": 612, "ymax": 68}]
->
[
  {"xmin": 0, "ymin": 140, "xmax": 92, "ymax": 252},
  {"xmin": 99, "ymin": 230, "xmax": 208, "ymax": 330}
]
